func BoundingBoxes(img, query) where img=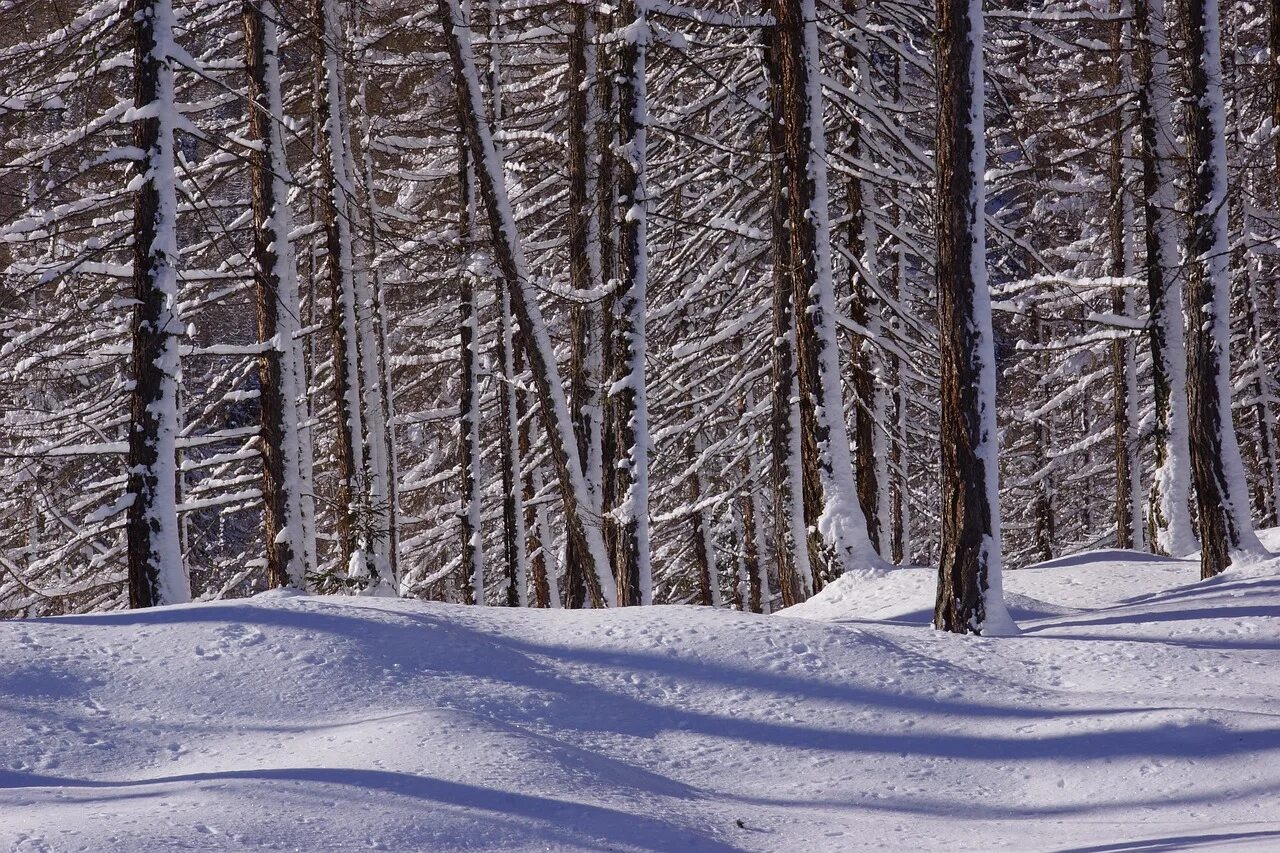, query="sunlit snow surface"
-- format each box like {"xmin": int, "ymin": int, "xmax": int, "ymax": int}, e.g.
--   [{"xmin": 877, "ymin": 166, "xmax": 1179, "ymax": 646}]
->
[{"xmin": 2, "ymin": 540, "xmax": 1279, "ymax": 851}]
